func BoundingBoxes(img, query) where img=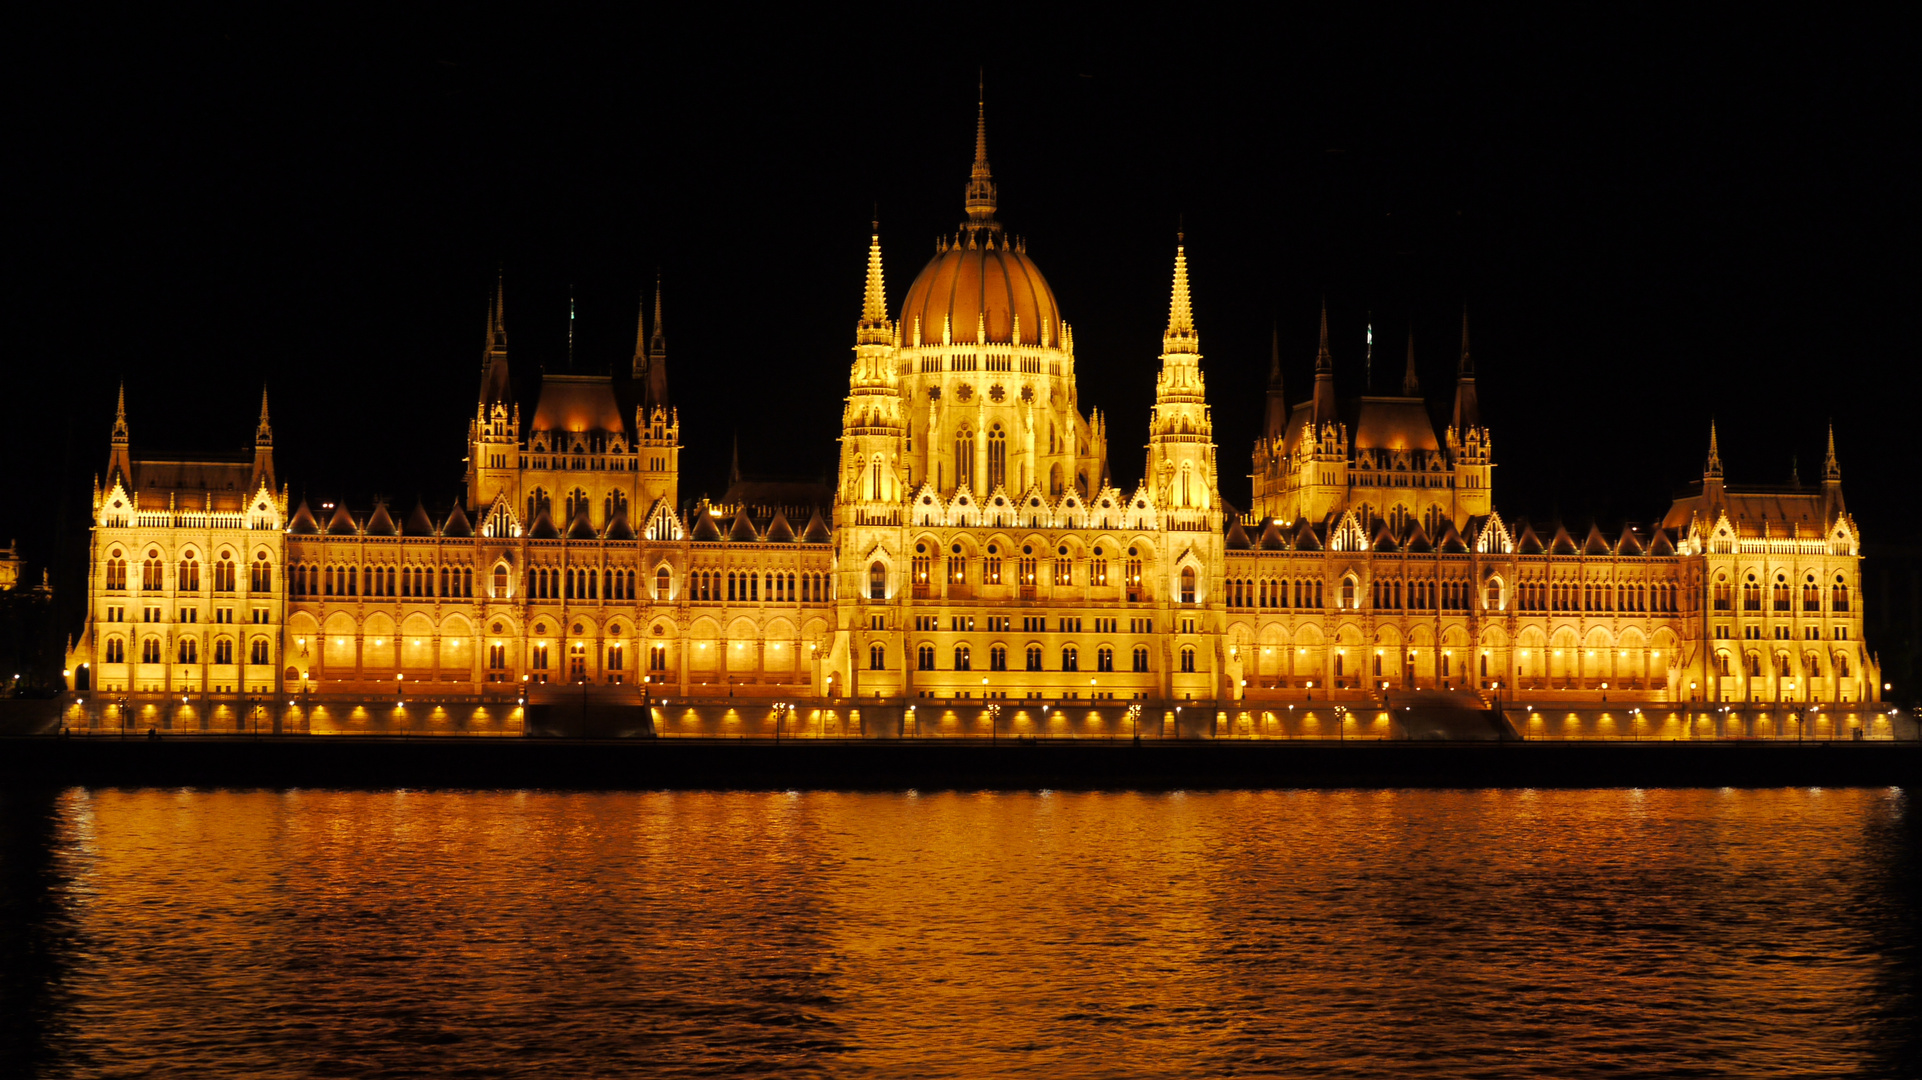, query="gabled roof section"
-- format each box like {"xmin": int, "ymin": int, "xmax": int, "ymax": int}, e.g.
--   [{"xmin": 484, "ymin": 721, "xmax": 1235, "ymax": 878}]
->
[
  {"xmin": 764, "ymin": 510, "xmax": 795, "ymax": 543},
  {"xmin": 801, "ymin": 509, "xmax": 832, "ymax": 544},
  {"xmin": 1293, "ymin": 518, "xmax": 1323, "ymax": 551},
  {"xmin": 604, "ymin": 507, "xmax": 635, "ymax": 542},
  {"xmin": 403, "ymin": 502, "xmax": 436, "ymax": 536},
  {"xmin": 287, "ymin": 500, "xmax": 320, "ymax": 536},
  {"xmin": 1582, "ymin": 523, "xmax": 1612, "ymax": 556},
  {"xmin": 1617, "ymin": 524, "xmax": 1645, "ymax": 556},
  {"xmin": 565, "ymin": 511, "xmax": 597, "ymax": 540},
  {"xmin": 727, "ymin": 508, "xmax": 760, "ymax": 542},
  {"xmin": 1648, "ymin": 530, "xmax": 1677, "ymax": 556},
  {"xmin": 1257, "ymin": 518, "xmax": 1288, "ymax": 551},
  {"xmin": 1369, "ymin": 521, "xmax": 1399, "ymax": 552},
  {"xmin": 1515, "ymin": 522, "xmax": 1545, "ymax": 555},
  {"xmin": 1549, "ymin": 525, "xmax": 1579, "ymax": 555},
  {"xmin": 443, "ymin": 503, "xmax": 474, "ymax": 538},
  {"xmin": 641, "ymin": 498, "xmax": 683, "ymax": 542},
  {"xmin": 690, "ymin": 504, "xmax": 724, "ymax": 542},
  {"xmin": 325, "ymin": 504, "xmax": 359, "ymax": 536},
  {"xmin": 1403, "ymin": 523, "xmax": 1433, "ymax": 553},
  {"xmin": 1438, "ymin": 521, "xmax": 1470, "ymax": 553},
  {"xmin": 1225, "ymin": 517, "xmax": 1253, "ymax": 550},
  {"xmin": 527, "ymin": 507, "xmax": 559, "ymax": 540},
  {"xmin": 363, "ymin": 503, "xmax": 398, "ymax": 537}
]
